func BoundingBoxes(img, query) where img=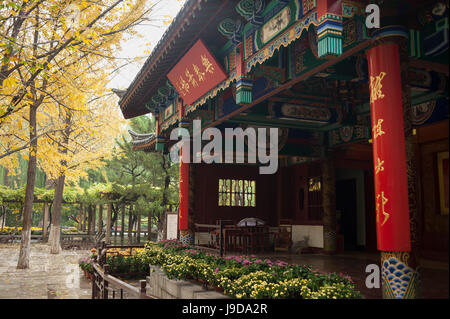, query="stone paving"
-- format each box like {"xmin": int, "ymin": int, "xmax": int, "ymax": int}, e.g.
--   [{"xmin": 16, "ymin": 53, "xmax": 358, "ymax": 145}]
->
[{"xmin": 0, "ymin": 243, "xmax": 92, "ymax": 299}]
